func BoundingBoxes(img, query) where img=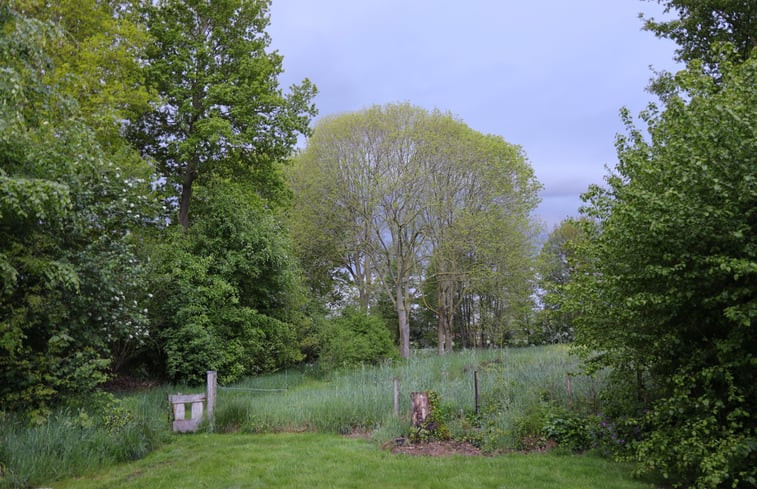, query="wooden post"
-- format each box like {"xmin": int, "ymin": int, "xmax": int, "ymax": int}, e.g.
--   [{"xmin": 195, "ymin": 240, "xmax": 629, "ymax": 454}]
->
[
  {"xmin": 565, "ymin": 374, "xmax": 573, "ymax": 406},
  {"xmin": 393, "ymin": 377, "xmax": 399, "ymax": 417},
  {"xmin": 474, "ymin": 370, "xmax": 480, "ymax": 415},
  {"xmin": 411, "ymin": 392, "xmax": 430, "ymax": 427},
  {"xmin": 207, "ymin": 370, "xmax": 217, "ymax": 421}
]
